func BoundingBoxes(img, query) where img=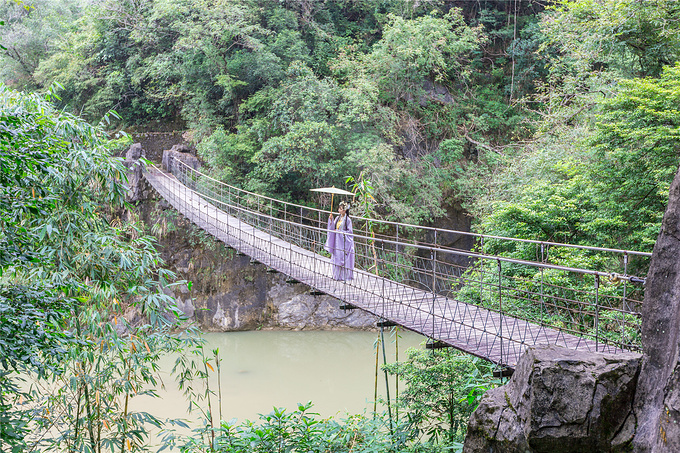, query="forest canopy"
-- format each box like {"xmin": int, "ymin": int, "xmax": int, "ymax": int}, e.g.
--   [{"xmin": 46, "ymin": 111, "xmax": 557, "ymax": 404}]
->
[{"xmin": 2, "ymin": 0, "xmax": 679, "ymax": 246}]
